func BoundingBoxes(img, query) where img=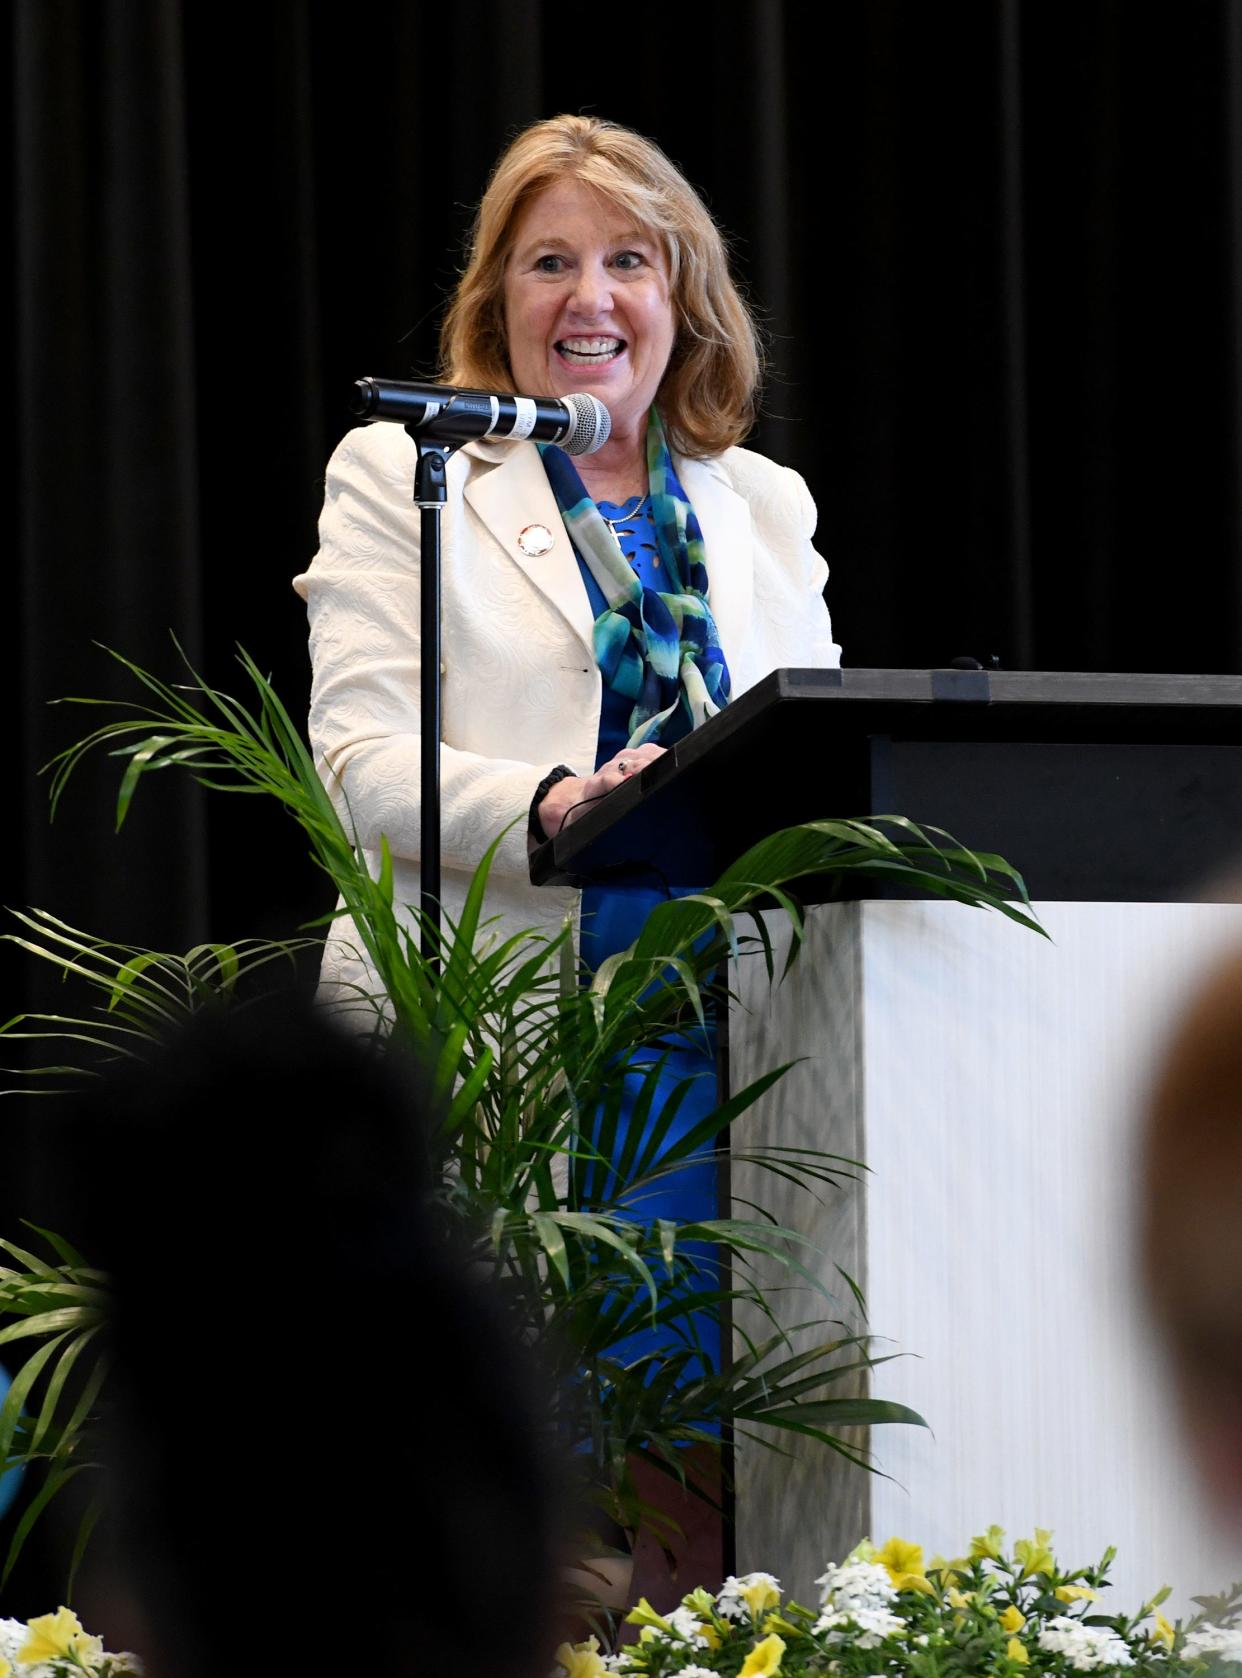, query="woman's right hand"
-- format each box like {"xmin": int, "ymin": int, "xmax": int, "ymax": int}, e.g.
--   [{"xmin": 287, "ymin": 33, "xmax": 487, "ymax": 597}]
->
[{"xmin": 536, "ymin": 743, "xmax": 667, "ymax": 840}]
